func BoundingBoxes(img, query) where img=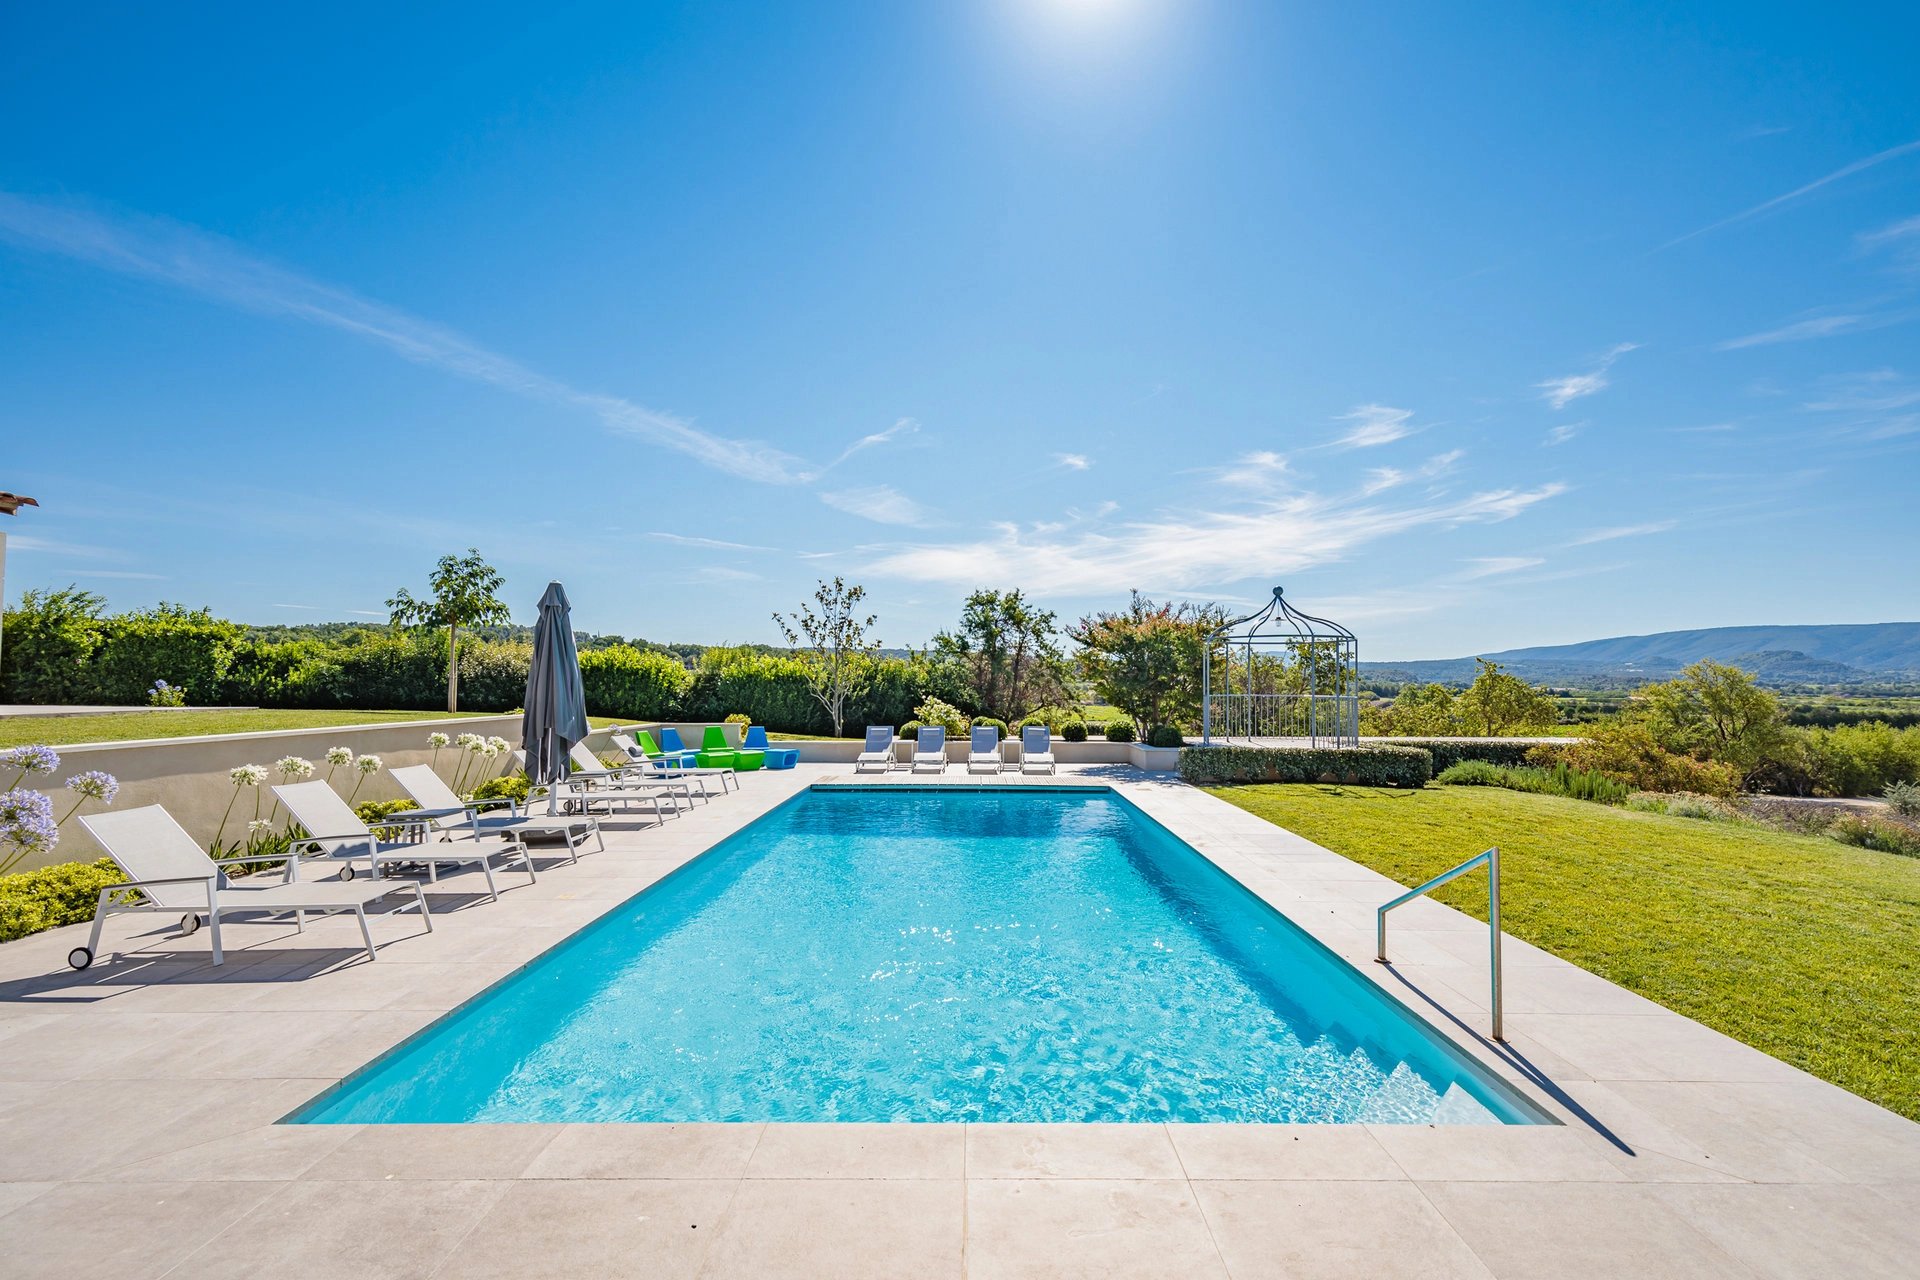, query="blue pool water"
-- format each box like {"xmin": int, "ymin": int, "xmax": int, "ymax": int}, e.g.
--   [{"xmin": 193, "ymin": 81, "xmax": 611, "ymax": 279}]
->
[{"xmin": 293, "ymin": 788, "xmax": 1540, "ymax": 1124}]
